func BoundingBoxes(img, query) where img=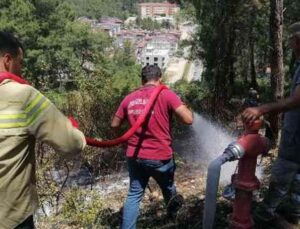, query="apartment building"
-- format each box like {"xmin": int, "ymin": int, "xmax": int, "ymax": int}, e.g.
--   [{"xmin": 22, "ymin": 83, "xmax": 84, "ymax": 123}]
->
[
  {"xmin": 138, "ymin": 2, "xmax": 180, "ymax": 19},
  {"xmin": 137, "ymin": 31, "xmax": 180, "ymax": 69}
]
